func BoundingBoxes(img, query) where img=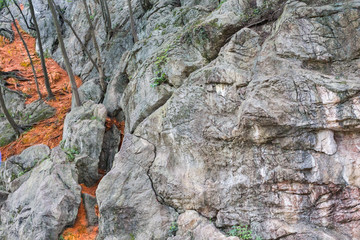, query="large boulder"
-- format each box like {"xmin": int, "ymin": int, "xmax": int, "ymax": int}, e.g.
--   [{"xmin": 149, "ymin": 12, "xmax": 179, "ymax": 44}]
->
[
  {"xmin": 96, "ymin": 134, "xmax": 177, "ymax": 240},
  {"xmin": 0, "ymin": 87, "xmax": 55, "ymax": 147},
  {"xmin": 0, "ymin": 144, "xmax": 51, "ymax": 192},
  {"xmin": 0, "ymin": 146, "xmax": 81, "ymax": 240},
  {"xmin": 62, "ymin": 101, "xmax": 107, "ymax": 186}
]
